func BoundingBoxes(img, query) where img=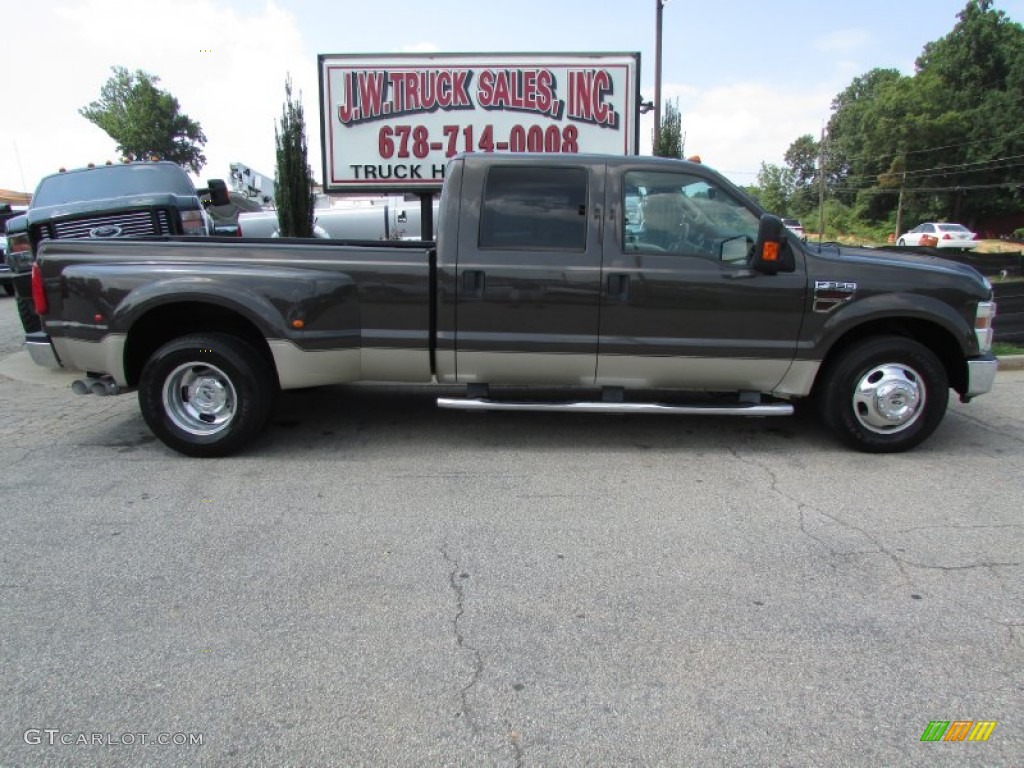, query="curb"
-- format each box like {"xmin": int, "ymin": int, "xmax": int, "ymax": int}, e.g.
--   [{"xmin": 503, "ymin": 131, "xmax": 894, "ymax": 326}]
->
[{"xmin": 997, "ymin": 354, "xmax": 1024, "ymax": 371}]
